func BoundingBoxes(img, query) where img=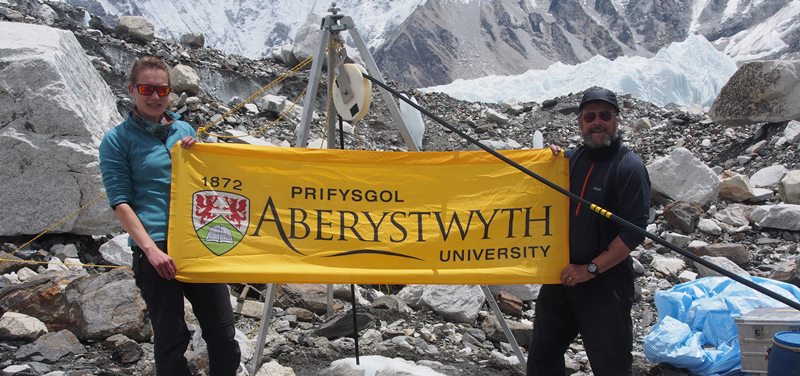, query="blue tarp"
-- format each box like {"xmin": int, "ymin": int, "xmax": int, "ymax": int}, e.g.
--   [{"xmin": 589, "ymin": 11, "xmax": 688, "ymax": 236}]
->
[{"xmin": 644, "ymin": 276, "xmax": 800, "ymax": 375}]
